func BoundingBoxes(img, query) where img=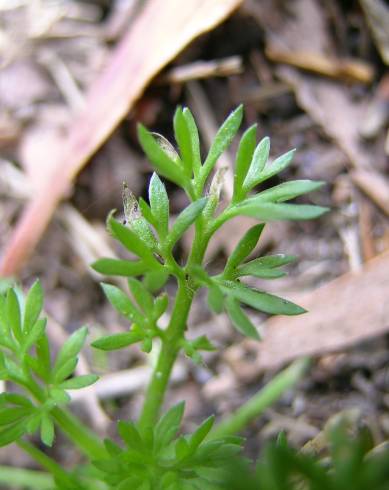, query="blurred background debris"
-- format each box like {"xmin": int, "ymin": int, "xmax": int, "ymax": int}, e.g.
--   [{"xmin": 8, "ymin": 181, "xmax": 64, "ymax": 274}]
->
[{"xmin": 0, "ymin": 0, "xmax": 388, "ymax": 467}]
